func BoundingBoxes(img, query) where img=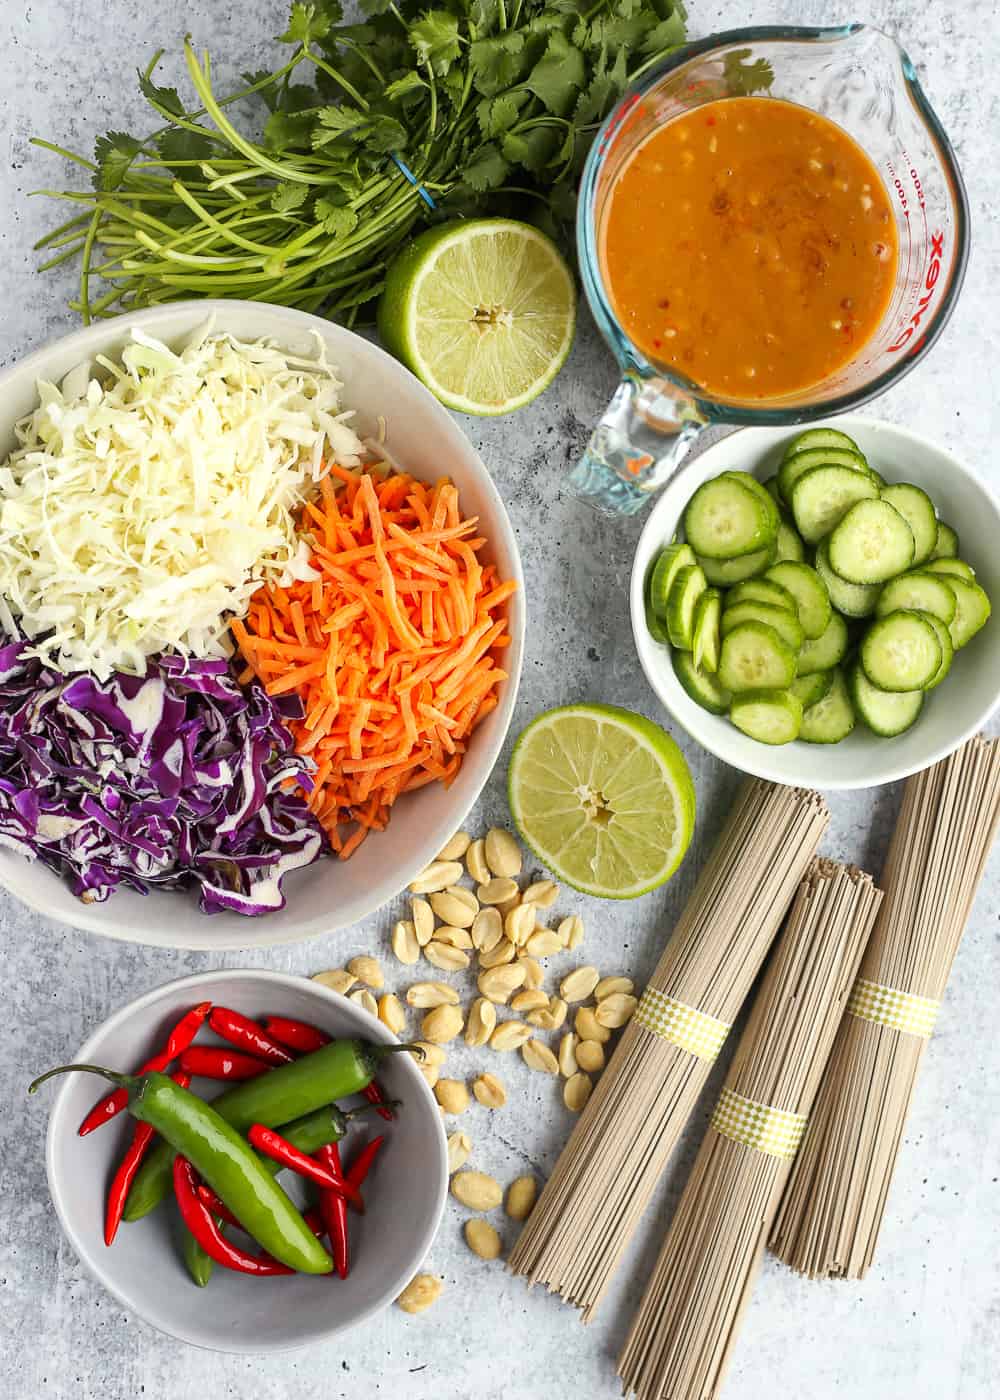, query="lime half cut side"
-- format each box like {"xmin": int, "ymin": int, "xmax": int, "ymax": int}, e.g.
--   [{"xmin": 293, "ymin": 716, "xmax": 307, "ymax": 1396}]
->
[
  {"xmin": 508, "ymin": 704, "xmax": 696, "ymax": 900},
  {"xmin": 377, "ymin": 218, "xmax": 576, "ymax": 416}
]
